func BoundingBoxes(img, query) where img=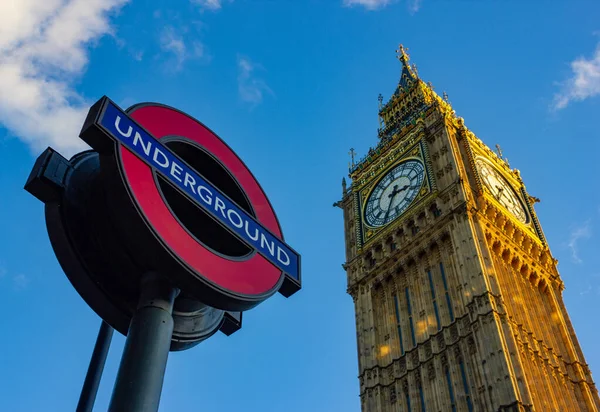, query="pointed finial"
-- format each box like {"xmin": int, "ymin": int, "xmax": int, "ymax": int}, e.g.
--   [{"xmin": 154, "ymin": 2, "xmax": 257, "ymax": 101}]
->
[
  {"xmin": 443, "ymin": 91, "xmax": 449, "ymax": 102},
  {"xmin": 342, "ymin": 177, "xmax": 347, "ymax": 194},
  {"xmin": 377, "ymin": 94, "xmax": 385, "ymax": 129},
  {"xmin": 396, "ymin": 44, "xmax": 410, "ymax": 63},
  {"xmin": 349, "ymin": 148, "xmax": 357, "ymax": 168},
  {"xmin": 495, "ymin": 144, "xmax": 503, "ymax": 159},
  {"xmin": 395, "ymin": 43, "xmax": 419, "ymax": 91},
  {"xmin": 411, "ymin": 63, "xmax": 418, "ymax": 76},
  {"xmin": 427, "ymin": 81, "xmax": 434, "ymax": 90},
  {"xmin": 495, "ymin": 145, "xmax": 510, "ymax": 166}
]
